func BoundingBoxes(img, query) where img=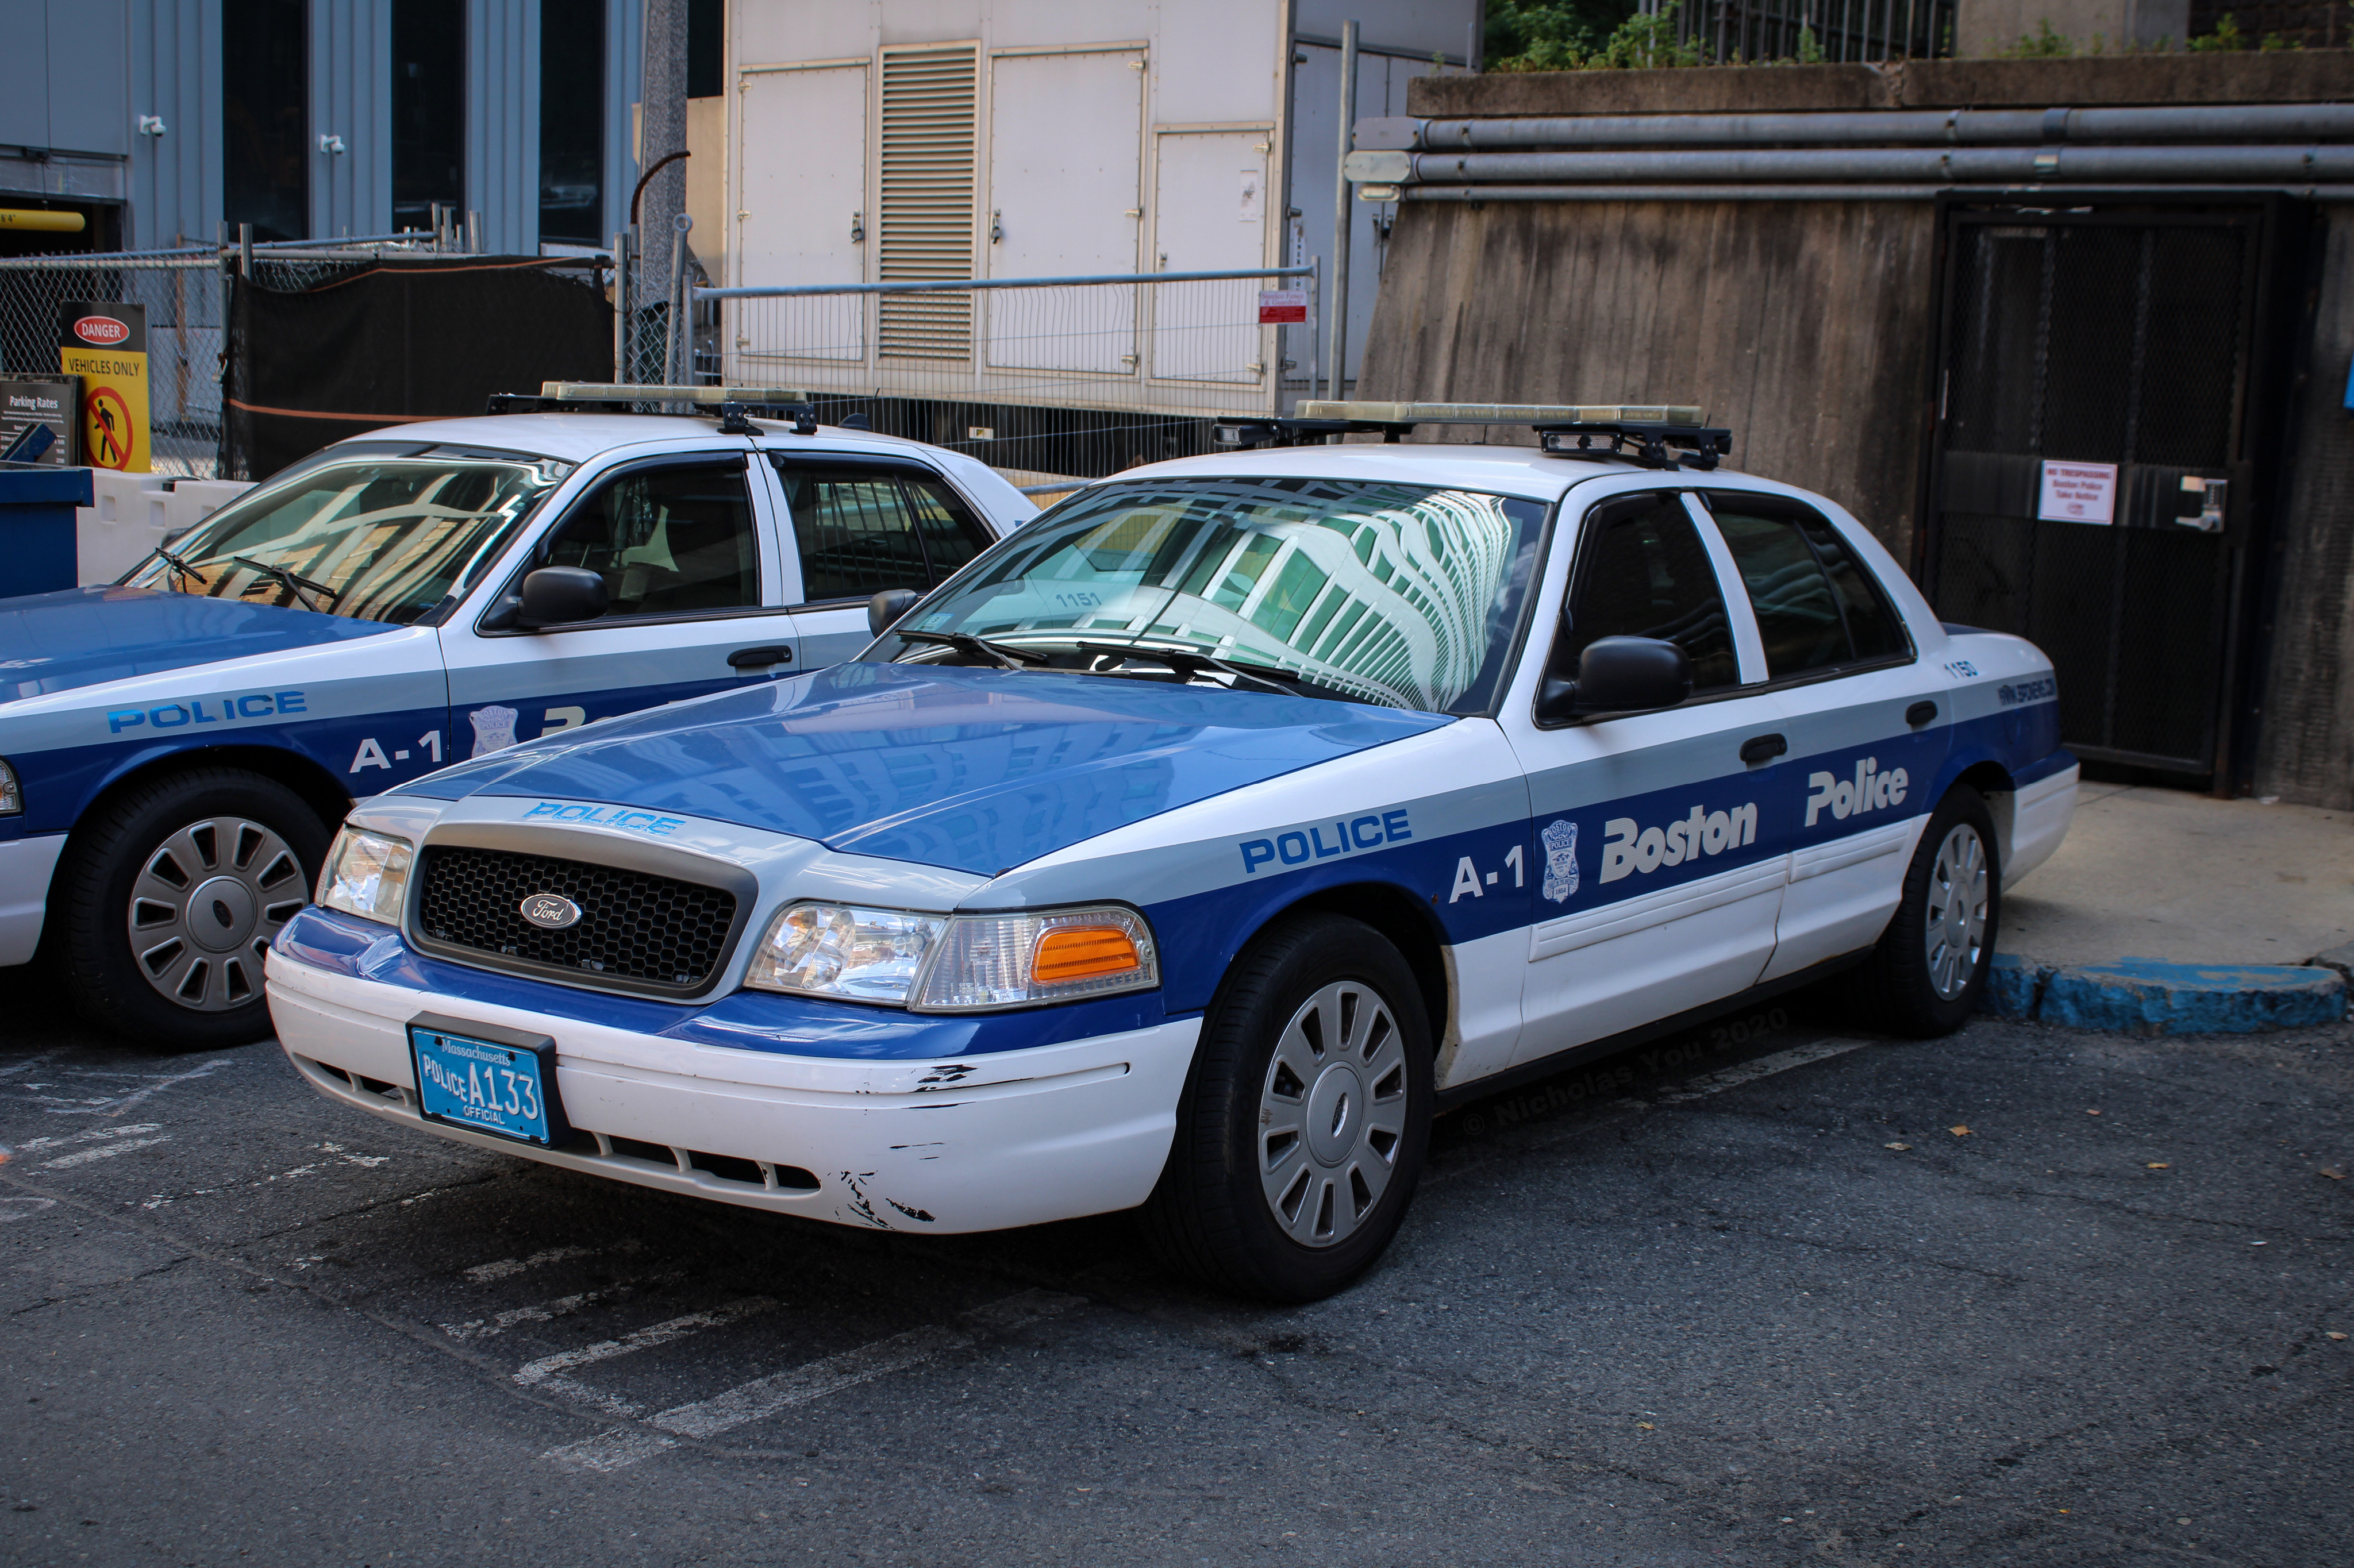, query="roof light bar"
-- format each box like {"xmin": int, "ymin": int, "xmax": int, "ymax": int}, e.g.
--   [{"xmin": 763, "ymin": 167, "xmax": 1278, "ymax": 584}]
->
[
  {"xmin": 541, "ymin": 382, "xmax": 816, "ymax": 404},
  {"xmin": 1296, "ymin": 400, "xmax": 1708, "ymax": 426}
]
